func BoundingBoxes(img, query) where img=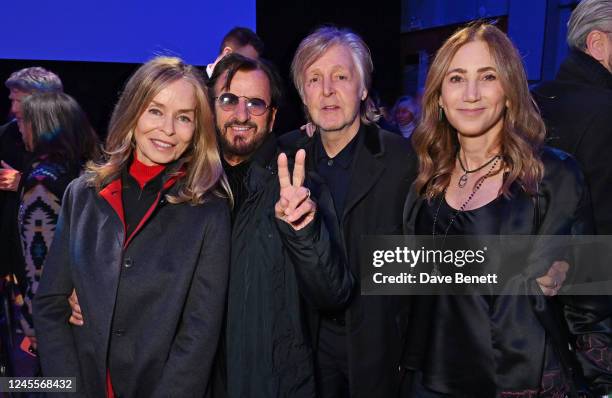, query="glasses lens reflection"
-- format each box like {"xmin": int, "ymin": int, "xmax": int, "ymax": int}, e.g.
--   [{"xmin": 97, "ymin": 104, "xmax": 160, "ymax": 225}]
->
[{"xmin": 218, "ymin": 93, "xmax": 268, "ymax": 116}]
